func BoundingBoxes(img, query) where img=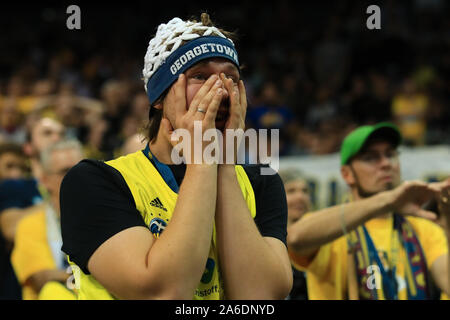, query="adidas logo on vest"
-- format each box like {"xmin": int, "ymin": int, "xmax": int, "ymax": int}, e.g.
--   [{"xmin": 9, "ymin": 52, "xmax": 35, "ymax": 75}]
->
[{"xmin": 150, "ymin": 197, "xmax": 167, "ymax": 211}]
